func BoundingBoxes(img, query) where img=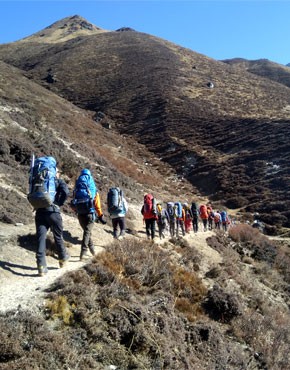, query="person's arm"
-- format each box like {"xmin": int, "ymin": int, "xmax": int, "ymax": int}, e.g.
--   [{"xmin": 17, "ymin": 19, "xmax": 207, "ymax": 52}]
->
[
  {"xmin": 123, "ymin": 198, "xmax": 128, "ymax": 213},
  {"xmin": 182, "ymin": 209, "xmax": 186, "ymax": 222},
  {"xmin": 94, "ymin": 192, "xmax": 106, "ymax": 224},
  {"xmin": 54, "ymin": 179, "xmax": 69, "ymax": 207},
  {"xmin": 94, "ymin": 192, "xmax": 103, "ymax": 217}
]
